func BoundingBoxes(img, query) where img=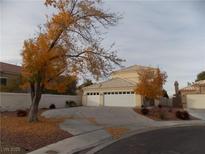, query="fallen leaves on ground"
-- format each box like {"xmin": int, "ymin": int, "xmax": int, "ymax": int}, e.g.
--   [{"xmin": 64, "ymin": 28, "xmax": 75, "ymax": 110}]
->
[
  {"xmin": 106, "ymin": 127, "xmax": 129, "ymax": 139},
  {"xmin": 0, "ymin": 111, "xmax": 72, "ymax": 152},
  {"xmin": 86, "ymin": 117, "xmax": 98, "ymax": 125}
]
